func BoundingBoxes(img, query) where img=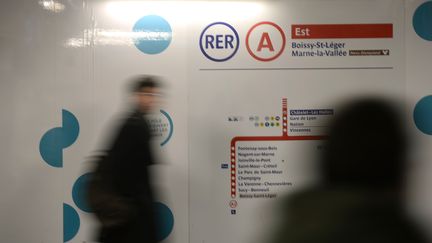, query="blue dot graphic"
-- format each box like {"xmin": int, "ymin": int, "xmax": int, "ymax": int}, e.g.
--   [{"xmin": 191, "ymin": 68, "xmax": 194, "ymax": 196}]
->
[
  {"xmin": 63, "ymin": 203, "xmax": 80, "ymax": 242},
  {"xmin": 72, "ymin": 173, "xmax": 93, "ymax": 213},
  {"xmin": 413, "ymin": 1, "xmax": 432, "ymax": 41},
  {"xmin": 133, "ymin": 15, "xmax": 172, "ymax": 54},
  {"xmin": 414, "ymin": 95, "xmax": 432, "ymax": 135},
  {"xmin": 154, "ymin": 202, "xmax": 174, "ymax": 241},
  {"xmin": 39, "ymin": 109, "xmax": 80, "ymax": 168}
]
